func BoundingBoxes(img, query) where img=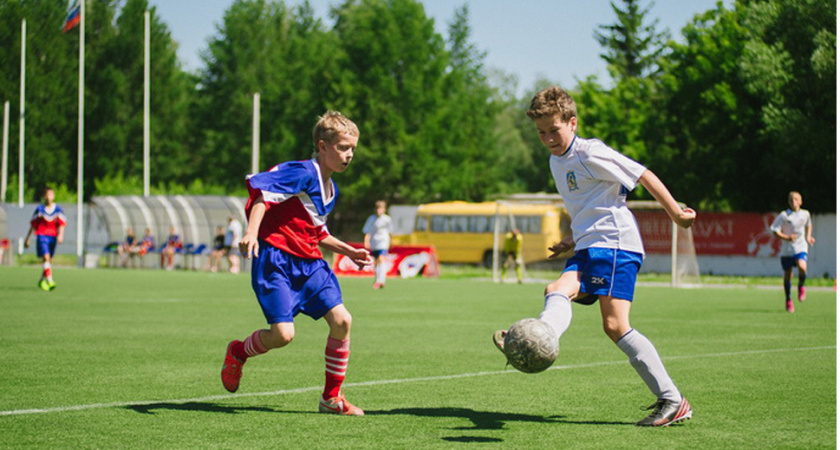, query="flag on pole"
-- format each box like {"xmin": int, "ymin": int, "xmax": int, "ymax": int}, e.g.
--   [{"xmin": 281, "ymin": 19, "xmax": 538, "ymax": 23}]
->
[{"xmin": 63, "ymin": 3, "xmax": 80, "ymax": 32}]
